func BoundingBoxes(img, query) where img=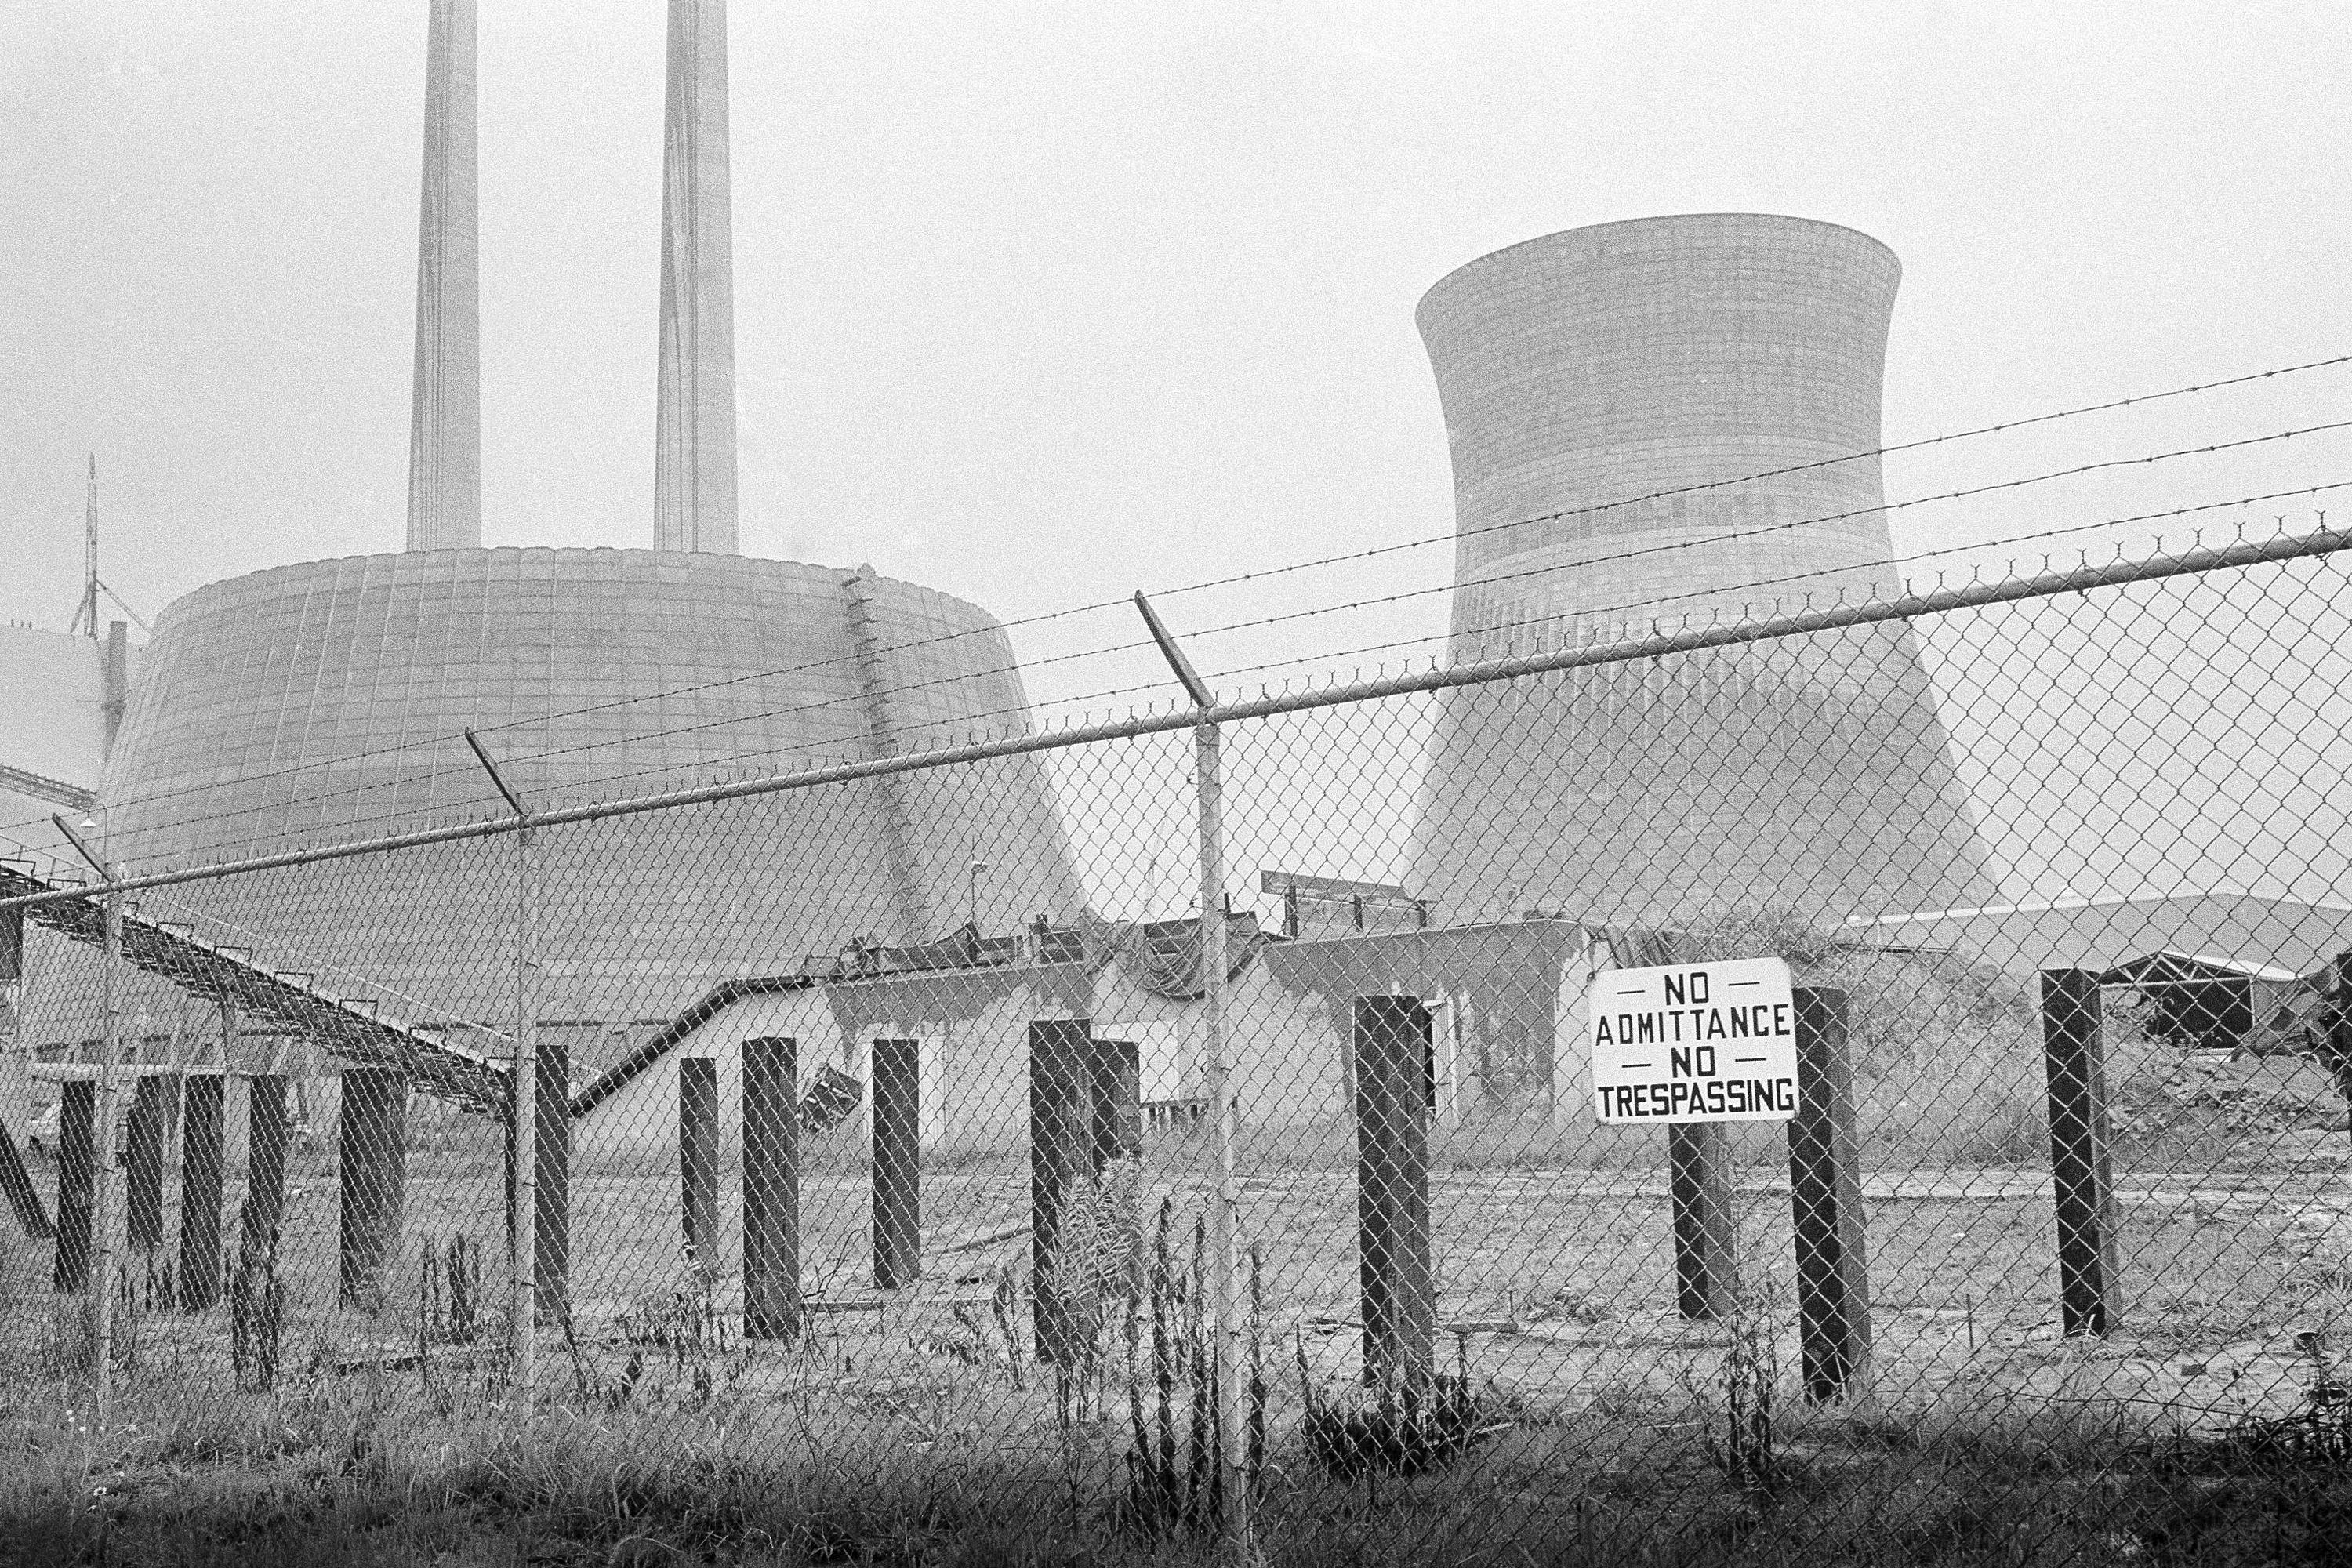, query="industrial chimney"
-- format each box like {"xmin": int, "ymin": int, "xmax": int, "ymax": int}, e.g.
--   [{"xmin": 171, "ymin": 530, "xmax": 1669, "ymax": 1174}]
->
[
  {"xmin": 1405, "ymin": 215, "xmax": 1999, "ymax": 928},
  {"xmin": 405, "ymin": 0, "xmax": 480, "ymax": 551},
  {"xmin": 654, "ymin": 0, "xmax": 740, "ymax": 554}
]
